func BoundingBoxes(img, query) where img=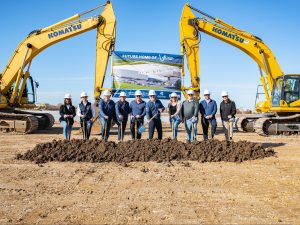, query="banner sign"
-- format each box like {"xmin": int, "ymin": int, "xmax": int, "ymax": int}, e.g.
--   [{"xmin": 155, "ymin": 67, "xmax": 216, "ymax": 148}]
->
[{"xmin": 112, "ymin": 51, "xmax": 182, "ymax": 99}]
